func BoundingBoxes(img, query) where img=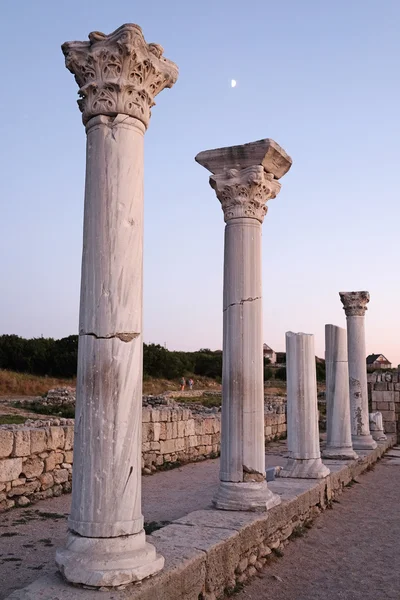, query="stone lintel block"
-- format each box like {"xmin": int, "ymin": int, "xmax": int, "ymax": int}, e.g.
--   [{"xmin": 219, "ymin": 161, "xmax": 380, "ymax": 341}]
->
[
  {"xmin": 13, "ymin": 430, "xmax": 31, "ymax": 457},
  {"xmin": 0, "ymin": 457, "xmax": 22, "ymax": 482},
  {"xmin": 0, "ymin": 431, "xmax": 13, "ymax": 459},
  {"xmin": 195, "ymin": 138, "xmax": 292, "ymax": 179}
]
